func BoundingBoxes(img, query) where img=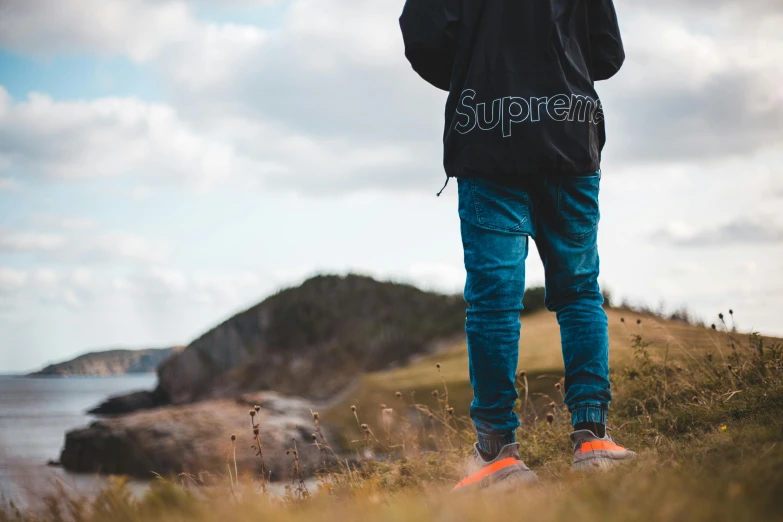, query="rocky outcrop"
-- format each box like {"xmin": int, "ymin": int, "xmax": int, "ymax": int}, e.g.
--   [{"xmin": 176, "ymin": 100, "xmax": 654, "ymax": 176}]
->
[
  {"xmin": 61, "ymin": 392, "xmax": 326, "ymax": 480},
  {"xmin": 30, "ymin": 347, "xmax": 183, "ymax": 377},
  {"xmin": 60, "ymin": 275, "xmax": 465, "ymax": 479},
  {"xmin": 88, "ymin": 389, "xmax": 167, "ymax": 415},
  {"xmin": 154, "ymin": 275, "xmax": 466, "ymax": 404}
]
